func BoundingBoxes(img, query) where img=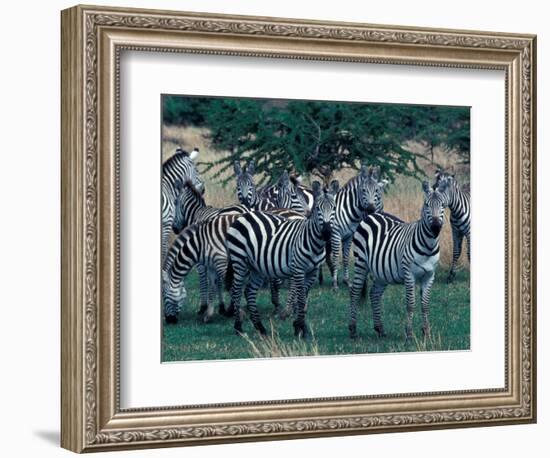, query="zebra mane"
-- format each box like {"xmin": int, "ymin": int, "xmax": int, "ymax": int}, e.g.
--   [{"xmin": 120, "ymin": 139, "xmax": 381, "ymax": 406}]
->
[
  {"xmin": 182, "ymin": 179, "xmax": 206, "ymax": 205},
  {"xmin": 289, "ymin": 175, "xmax": 301, "ymax": 187}
]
